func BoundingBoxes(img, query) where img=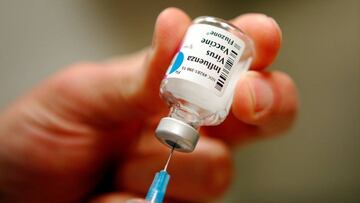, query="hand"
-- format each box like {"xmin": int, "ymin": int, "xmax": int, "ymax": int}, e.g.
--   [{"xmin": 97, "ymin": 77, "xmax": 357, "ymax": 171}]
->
[{"xmin": 0, "ymin": 8, "xmax": 298, "ymax": 203}]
